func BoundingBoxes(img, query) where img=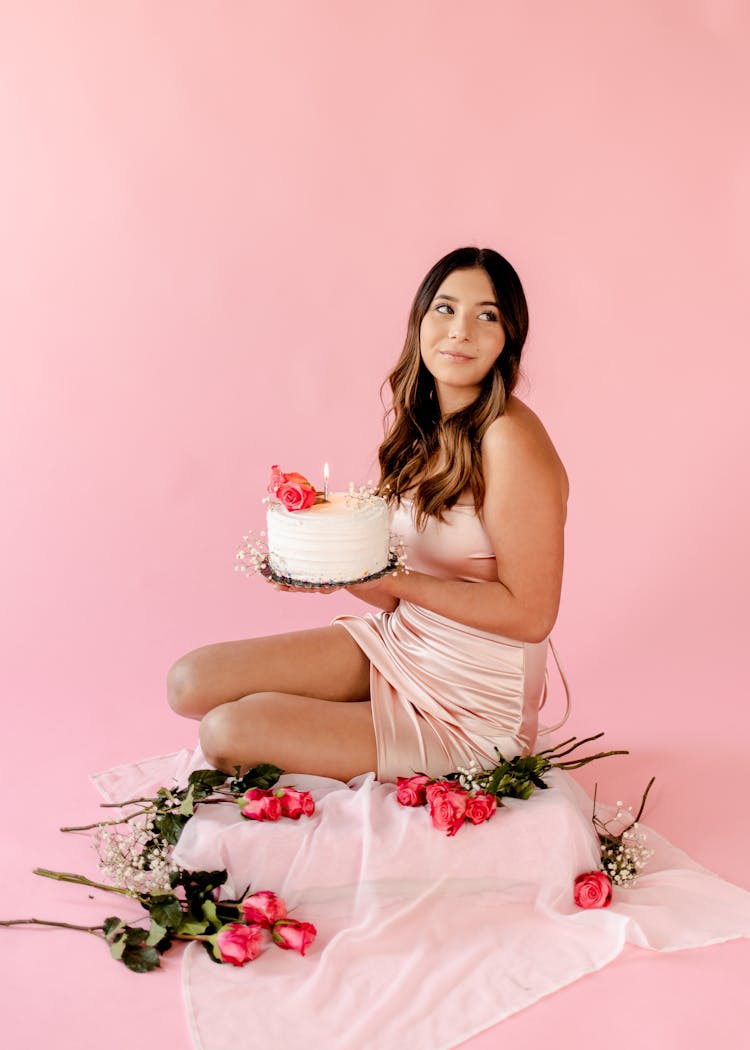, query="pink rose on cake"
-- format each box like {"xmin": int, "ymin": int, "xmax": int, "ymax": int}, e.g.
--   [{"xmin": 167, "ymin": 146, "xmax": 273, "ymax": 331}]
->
[{"xmin": 267, "ymin": 465, "xmax": 317, "ymax": 512}]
